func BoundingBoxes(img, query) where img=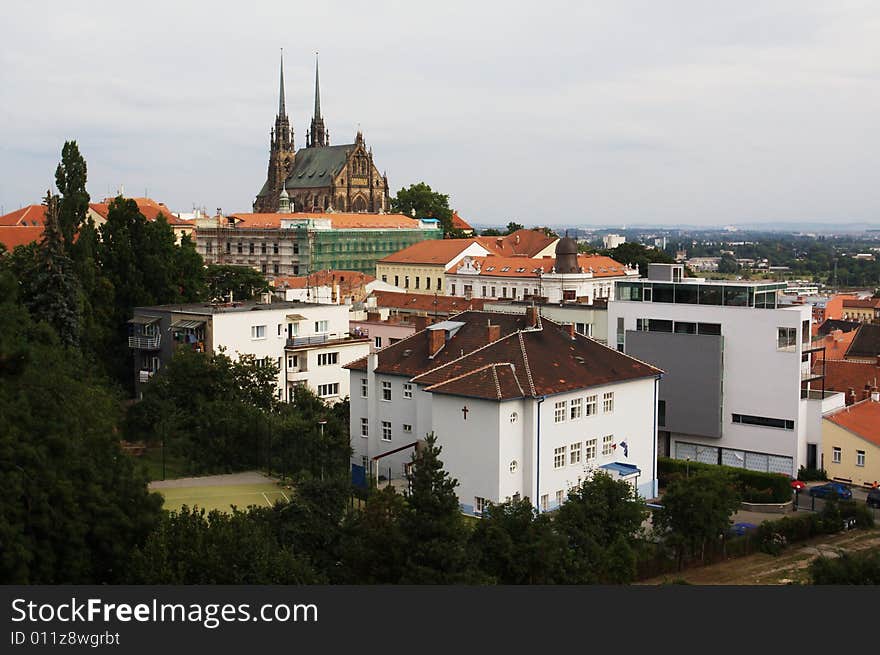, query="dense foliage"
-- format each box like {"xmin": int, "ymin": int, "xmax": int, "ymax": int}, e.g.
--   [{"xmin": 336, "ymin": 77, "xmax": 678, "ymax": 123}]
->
[
  {"xmin": 390, "ymin": 182, "xmax": 457, "ymax": 236},
  {"xmin": 658, "ymin": 457, "xmax": 792, "ymax": 503}
]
